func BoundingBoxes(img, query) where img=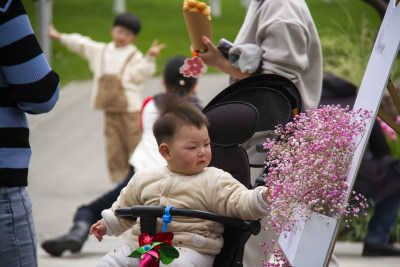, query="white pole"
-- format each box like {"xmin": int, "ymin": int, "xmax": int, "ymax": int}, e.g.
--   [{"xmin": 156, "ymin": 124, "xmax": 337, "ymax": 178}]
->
[
  {"xmin": 241, "ymin": 0, "xmax": 251, "ymax": 8},
  {"xmin": 210, "ymin": 0, "xmax": 221, "ymax": 17},
  {"xmin": 113, "ymin": 0, "xmax": 126, "ymax": 14},
  {"xmin": 35, "ymin": 0, "xmax": 53, "ymax": 63}
]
